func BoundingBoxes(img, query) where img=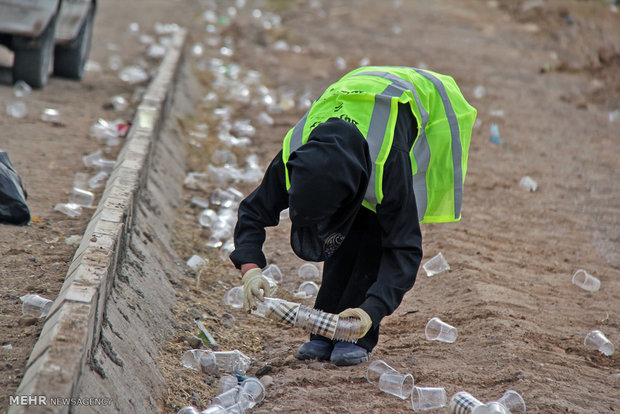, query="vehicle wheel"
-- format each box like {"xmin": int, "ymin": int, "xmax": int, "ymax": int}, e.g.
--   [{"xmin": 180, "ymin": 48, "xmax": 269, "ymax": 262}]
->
[
  {"xmin": 53, "ymin": 4, "xmax": 94, "ymax": 80},
  {"xmin": 12, "ymin": 16, "xmax": 57, "ymax": 89}
]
